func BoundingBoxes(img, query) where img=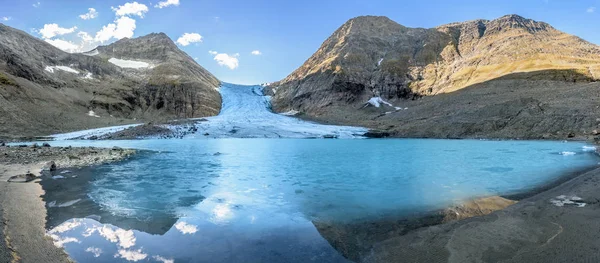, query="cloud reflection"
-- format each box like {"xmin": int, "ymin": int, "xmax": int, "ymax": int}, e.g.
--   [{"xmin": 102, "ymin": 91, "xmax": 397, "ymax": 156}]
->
[
  {"xmin": 174, "ymin": 221, "xmax": 198, "ymax": 234},
  {"xmin": 85, "ymin": 247, "xmax": 103, "ymax": 257},
  {"xmin": 114, "ymin": 249, "xmax": 148, "ymax": 262}
]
